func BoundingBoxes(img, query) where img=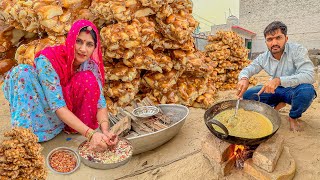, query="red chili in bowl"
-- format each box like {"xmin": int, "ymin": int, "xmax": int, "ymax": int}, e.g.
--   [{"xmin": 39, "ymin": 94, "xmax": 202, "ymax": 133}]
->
[{"xmin": 49, "ymin": 150, "xmax": 77, "ymax": 173}]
